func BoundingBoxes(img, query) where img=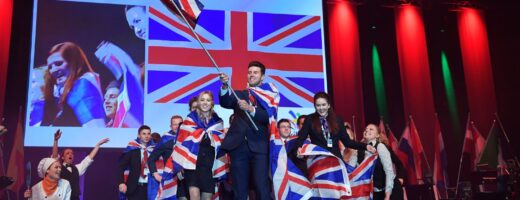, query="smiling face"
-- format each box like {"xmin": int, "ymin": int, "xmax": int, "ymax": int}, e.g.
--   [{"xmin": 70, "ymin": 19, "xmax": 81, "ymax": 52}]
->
[
  {"xmin": 247, "ymin": 66, "xmax": 264, "ymax": 87},
  {"xmin": 363, "ymin": 124, "xmax": 379, "ymax": 142},
  {"xmin": 125, "ymin": 6, "xmax": 148, "ymax": 40},
  {"xmin": 104, "ymin": 87, "xmax": 119, "ymax": 119},
  {"xmin": 47, "ymin": 52, "xmax": 70, "ymax": 87},
  {"xmin": 314, "ymin": 97, "xmax": 330, "ymax": 117},
  {"xmin": 198, "ymin": 93, "xmax": 214, "ymax": 113},
  {"xmin": 46, "ymin": 161, "xmax": 62, "ymax": 180}
]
